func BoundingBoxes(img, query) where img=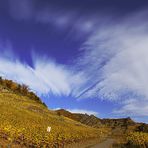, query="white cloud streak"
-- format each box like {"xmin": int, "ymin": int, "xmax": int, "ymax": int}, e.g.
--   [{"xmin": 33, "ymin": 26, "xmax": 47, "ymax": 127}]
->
[
  {"xmin": 7, "ymin": 0, "xmax": 103, "ymax": 35},
  {"xmin": 113, "ymin": 99, "xmax": 148, "ymax": 117},
  {"xmin": 0, "ymin": 49, "xmax": 84, "ymax": 97},
  {"xmin": 76, "ymin": 11, "xmax": 148, "ymax": 118},
  {"xmin": 67, "ymin": 109, "xmax": 99, "ymax": 116},
  {"xmin": 8, "ymin": 0, "xmax": 74, "ymax": 28},
  {"xmin": 3, "ymin": 2, "xmax": 148, "ymax": 120}
]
